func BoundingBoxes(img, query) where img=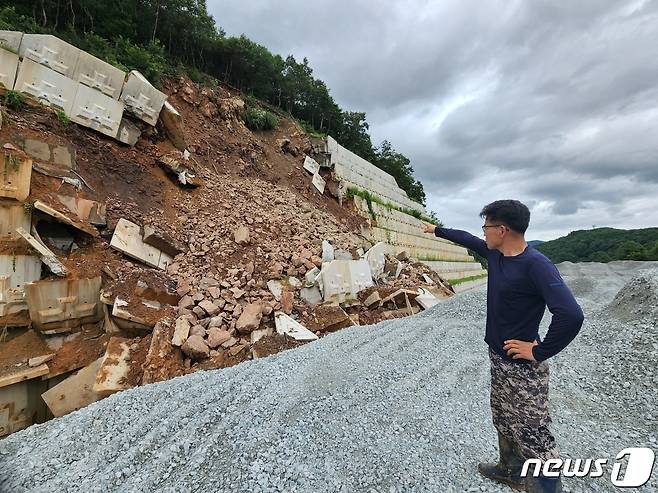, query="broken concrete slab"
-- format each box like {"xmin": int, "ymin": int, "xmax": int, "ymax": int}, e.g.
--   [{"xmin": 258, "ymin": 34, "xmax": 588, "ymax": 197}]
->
[
  {"xmin": 110, "ymin": 218, "xmax": 172, "ymax": 270},
  {"xmin": 382, "ymin": 289, "xmax": 419, "ymax": 308},
  {"xmin": 300, "ymin": 286, "xmax": 322, "ymax": 306},
  {"xmin": 322, "ymin": 240, "xmax": 334, "ymax": 263},
  {"xmin": 142, "ymin": 225, "xmax": 185, "ymax": 257},
  {"xmin": 41, "ymin": 358, "xmax": 103, "ymax": 418},
  {"xmin": 28, "ymin": 353, "xmax": 55, "ymax": 367},
  {"xmin": 159, "ymin": 101, "xmax": 187, "ymax": 151},
  {"xmin": 364, "ymin": 242, "xmax": 386, "ymax": 279},
  {"xmin": 312, "ymin": 172, "xmax": 326, "ymax": 194},
  {"xmin": 267, "ymin": 280, "xmax": 283, "ymax": 301},
  {"xmin": 157, "ymin": 156, "xmax": 200, "ymax": 188},
  {"xmin": 303, "ymin": 155, "xmax": 320, "ymax": 175},
  {"xmin": 56, "ymin": 195, "xmax": 107, "ymax": 227},
  {"xmin": 25, "ymin": 276, "xmax": 103, "ymax": 333},
  {"xmin": 15, "ymin": 227, "xmax": 68, "ymax": 277},
  {"xmin": 321, "ymin": 259, "xmax": 374, "ymax": 302},
  {"xmin": 116, "ymin": 117, "xmax": 141, "ymax": 146},
  {"xmin": 364, "ymin": 291, "xmax": 382, "ymax": 308},
  {"xmin": 33, "ymin": 200, "xmax": 99, "ymax": 237},
  {"xmin": 111, "ymin": 297, "xmax": 153, "ymax": 333},
  {"xmin": 416, "ymin": 288, "xmax": 440, "ymax": 310},
  {"xmin": 1, "ymin": 149, "xmax": 32, "ymax": 202},
  {"xmin": 274, "ymin": 312, "xmax": 318, "ymax": 342},
  {"xmin": 0, "ymin": 202, "xmax": 30, "ymax": 240},
  {"xmin": 250, "ymin": 327, "xmax": 273, "ymax": 345},
  {"xmin": 93, "ymin": 338, "xmax": 139, "ymax": 395}
]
